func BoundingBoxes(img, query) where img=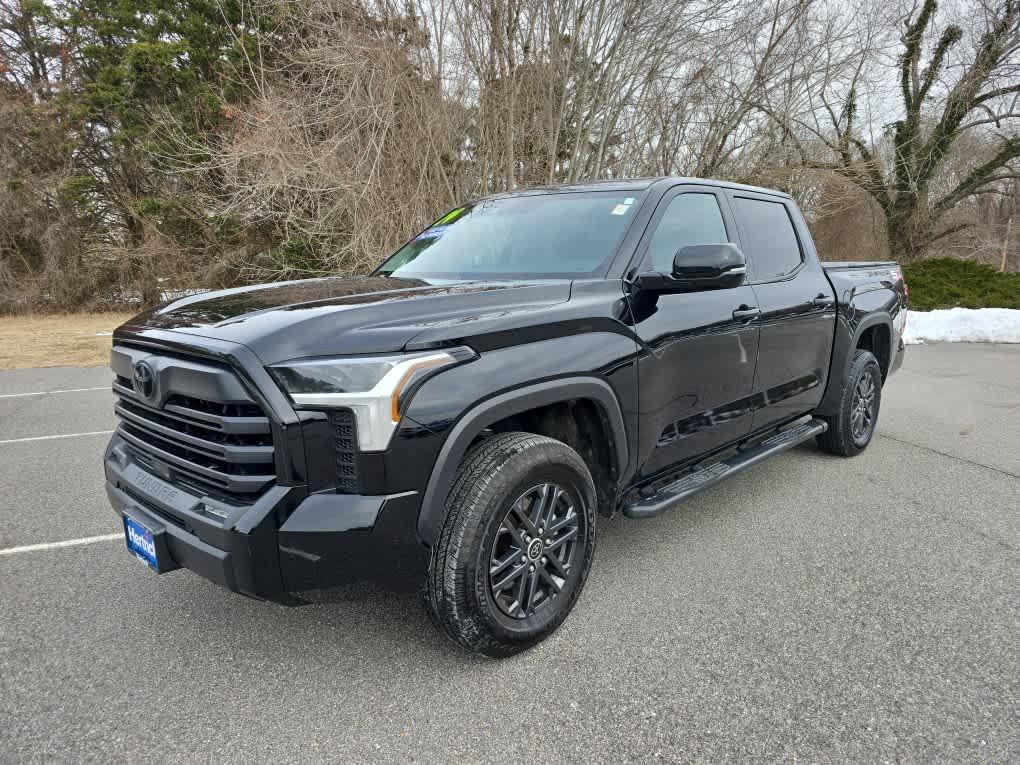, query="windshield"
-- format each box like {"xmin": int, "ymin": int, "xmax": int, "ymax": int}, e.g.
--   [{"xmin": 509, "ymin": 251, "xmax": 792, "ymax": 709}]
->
[{"xmin": 375, "ymin": 192, "xmax": 640, "ymax": 279}]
